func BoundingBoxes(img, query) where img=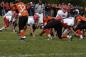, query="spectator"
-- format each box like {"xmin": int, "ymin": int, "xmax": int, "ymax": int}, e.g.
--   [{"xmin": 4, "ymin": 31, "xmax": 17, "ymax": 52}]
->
[
  {"xmin": 15, "ymin": 0, "xmax": 28, "ymax": 39},
  {"xmin": 4, "ymin": 2, "xmax": 10, "ymax": 13},
  {"xmin": 1, "ymin": 1, "xmax": 5, "ymax": 16},
  {"xmin": 45, "ymin": 2, "xmax": 51, "ymax": 17},
  {"xmin": 35, "ymin": 0, "xmax": 45, "ymax": 28},
  {"xmin": 0, "ymin": 3, "xmax": 3, "ymax": 16},
  {"xmin": 27, "ymin": 2, "xmax": 36, "ymax": 37}
]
